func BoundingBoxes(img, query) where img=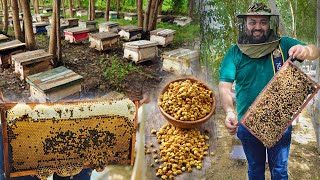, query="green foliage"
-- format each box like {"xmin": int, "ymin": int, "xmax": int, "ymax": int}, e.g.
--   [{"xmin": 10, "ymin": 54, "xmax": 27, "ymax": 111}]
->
[{"xmin": 101, "ymin": 55, "xmax": 141, "ymax": 89}]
